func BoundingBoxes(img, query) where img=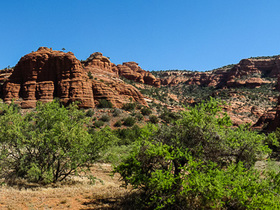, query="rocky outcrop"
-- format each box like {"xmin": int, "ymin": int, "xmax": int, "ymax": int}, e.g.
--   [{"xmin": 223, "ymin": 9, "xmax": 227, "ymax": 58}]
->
[
  {"xmin": 3, "ymin": 47, "xmax": 94, "ymax": 108},
  {"xmin": 82, "ymin": 52, "xmax": 117, "ymax": 74},
  {"xmin": 226, "ymin": 77, "xmax": 271, "ymax": 88},
  {"xmin": 117, "ymin": 62, "xmax": 161, "ymax": 87},
  {"xmin": 157, "ymin": 57, "xmax": 280, "ymax": 88},
  {"xmin": 2, "ymin": 48, "xmax": 147, "ymax": 108},
  {"xmin": 254, "ymin": 108, "xmax": 278, "ymax": 131},
  {"xmin": 83, "ymin": 53, "xmax": 161, "ymax": 87},
  {"xmin": 92, "ymin": 79, "xmax": 147, "ymax": 108}
]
